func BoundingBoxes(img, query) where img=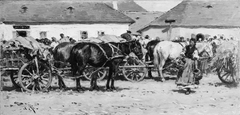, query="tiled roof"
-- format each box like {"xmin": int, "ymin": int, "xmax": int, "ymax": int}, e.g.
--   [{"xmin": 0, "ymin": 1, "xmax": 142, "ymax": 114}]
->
[
  {"xmin": 0, "ymin": 1, "xmax": 134, "ymax": 24},
  {"xmin": 125, "ymin": 12, "xmax": 163, "ymax": 34},
  {"xmin": 116, "ymin": 0, "xmax": 147, "ymax": 12},
  {"xmin": 138, "ymin": 0, "xmax": 240, "ymax": 31}
]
